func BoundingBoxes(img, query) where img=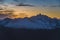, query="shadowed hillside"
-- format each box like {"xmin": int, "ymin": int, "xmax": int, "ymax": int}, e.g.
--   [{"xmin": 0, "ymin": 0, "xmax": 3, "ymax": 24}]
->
[{"xmin": 0, "ymin": 26, "xmax": 60, "ymax": 40}]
